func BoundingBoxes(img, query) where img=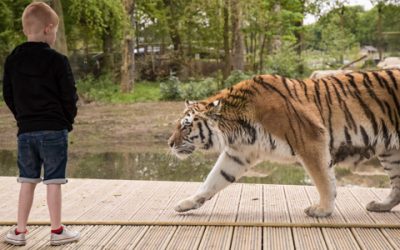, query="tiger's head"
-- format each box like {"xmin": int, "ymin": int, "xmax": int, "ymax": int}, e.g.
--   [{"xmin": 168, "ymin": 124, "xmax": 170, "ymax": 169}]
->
[{"xmin": 168, "ymin": 99, "xmax": 222, "ymax": 159}]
